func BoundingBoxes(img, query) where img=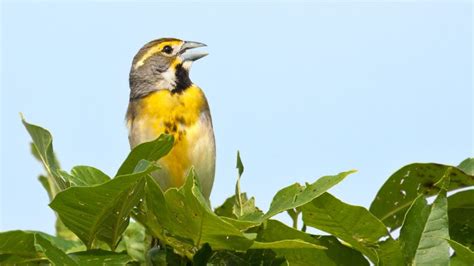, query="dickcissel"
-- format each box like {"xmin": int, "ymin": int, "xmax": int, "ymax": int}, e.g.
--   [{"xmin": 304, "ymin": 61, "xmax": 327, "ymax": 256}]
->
[{"xmin": 126, "ymin": 38, "xmax": 215, "ymax": 199}]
